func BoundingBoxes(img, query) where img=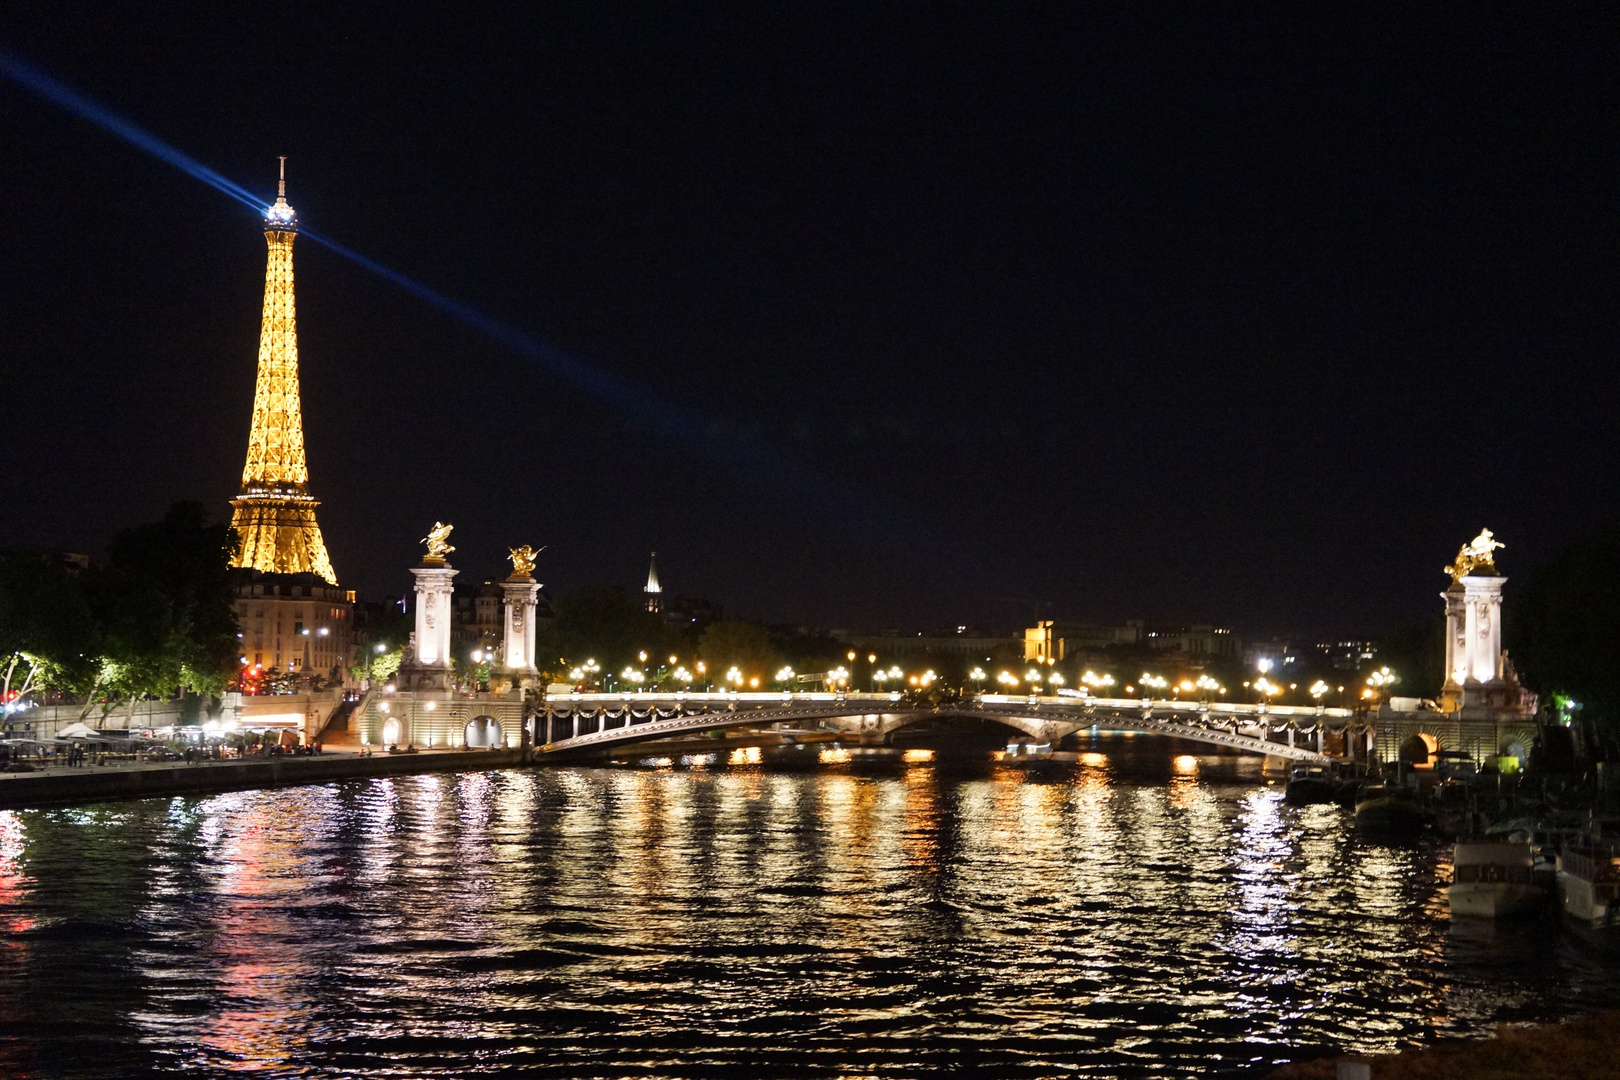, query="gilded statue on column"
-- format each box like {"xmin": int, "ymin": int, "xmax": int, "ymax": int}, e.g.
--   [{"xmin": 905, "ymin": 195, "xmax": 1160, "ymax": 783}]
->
[
  {"xmin": 1443, "ymin": 528, "xmax": 1504, "ymax": 583},
  {"xmin": 507, "ymin": 543, "xmax": 544, "ymax": 579},
  {"xmin": 421, "ymin": 521, "xmax": 455, "ymax": 563}
]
